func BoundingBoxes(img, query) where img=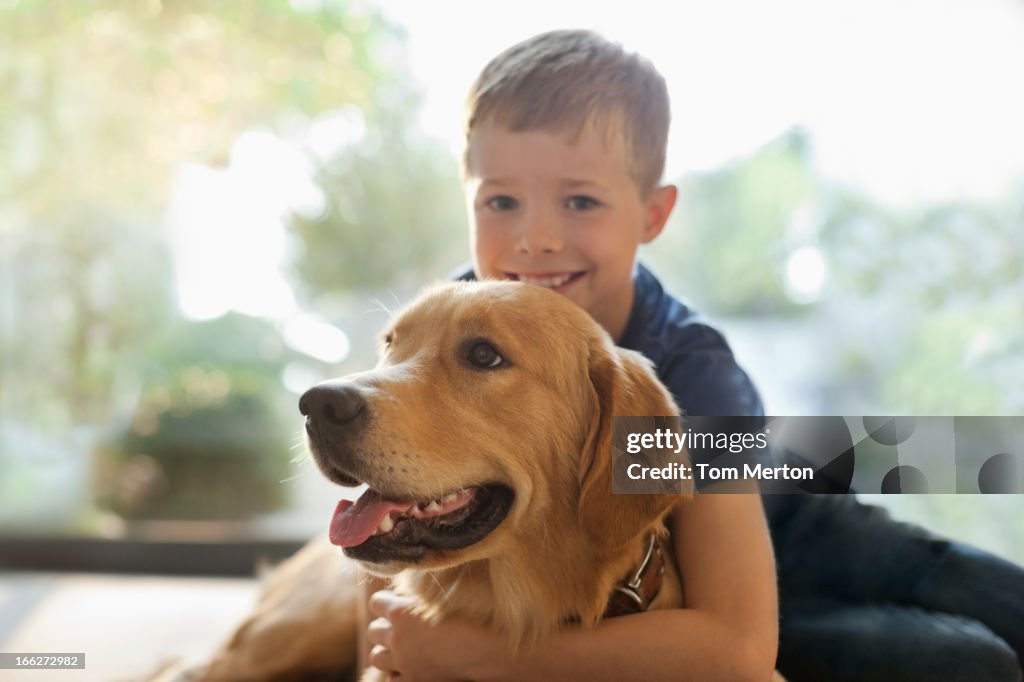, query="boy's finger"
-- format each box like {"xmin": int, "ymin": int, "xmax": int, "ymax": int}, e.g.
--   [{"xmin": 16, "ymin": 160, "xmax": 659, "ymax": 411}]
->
[
  {"xmin": 368, "ymin": 644, "xmax": 395, "ymax": 673},
  {"xmin": 366, "ymin": 616, "xmax": 393, "ymax": 647},
  {"xmin": 368, "ymin": 589, "xmax": 416, "ymax": 618},
  {"xmin": 368, "ymin": 589, "xmax": 397, "ymax": 617}
]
